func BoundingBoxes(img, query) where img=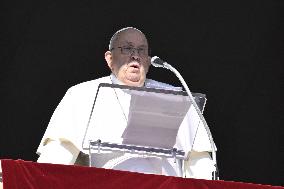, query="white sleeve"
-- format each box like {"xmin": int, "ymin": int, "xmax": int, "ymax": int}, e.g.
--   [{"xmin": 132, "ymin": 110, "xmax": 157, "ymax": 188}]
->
[
  {"xmin": 37, "ymin": 140, "xmax": 80, "ymax": 165},
  {"xmin": 184, "ymin": 151, "xmax": 215, "ymax": 180}
]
